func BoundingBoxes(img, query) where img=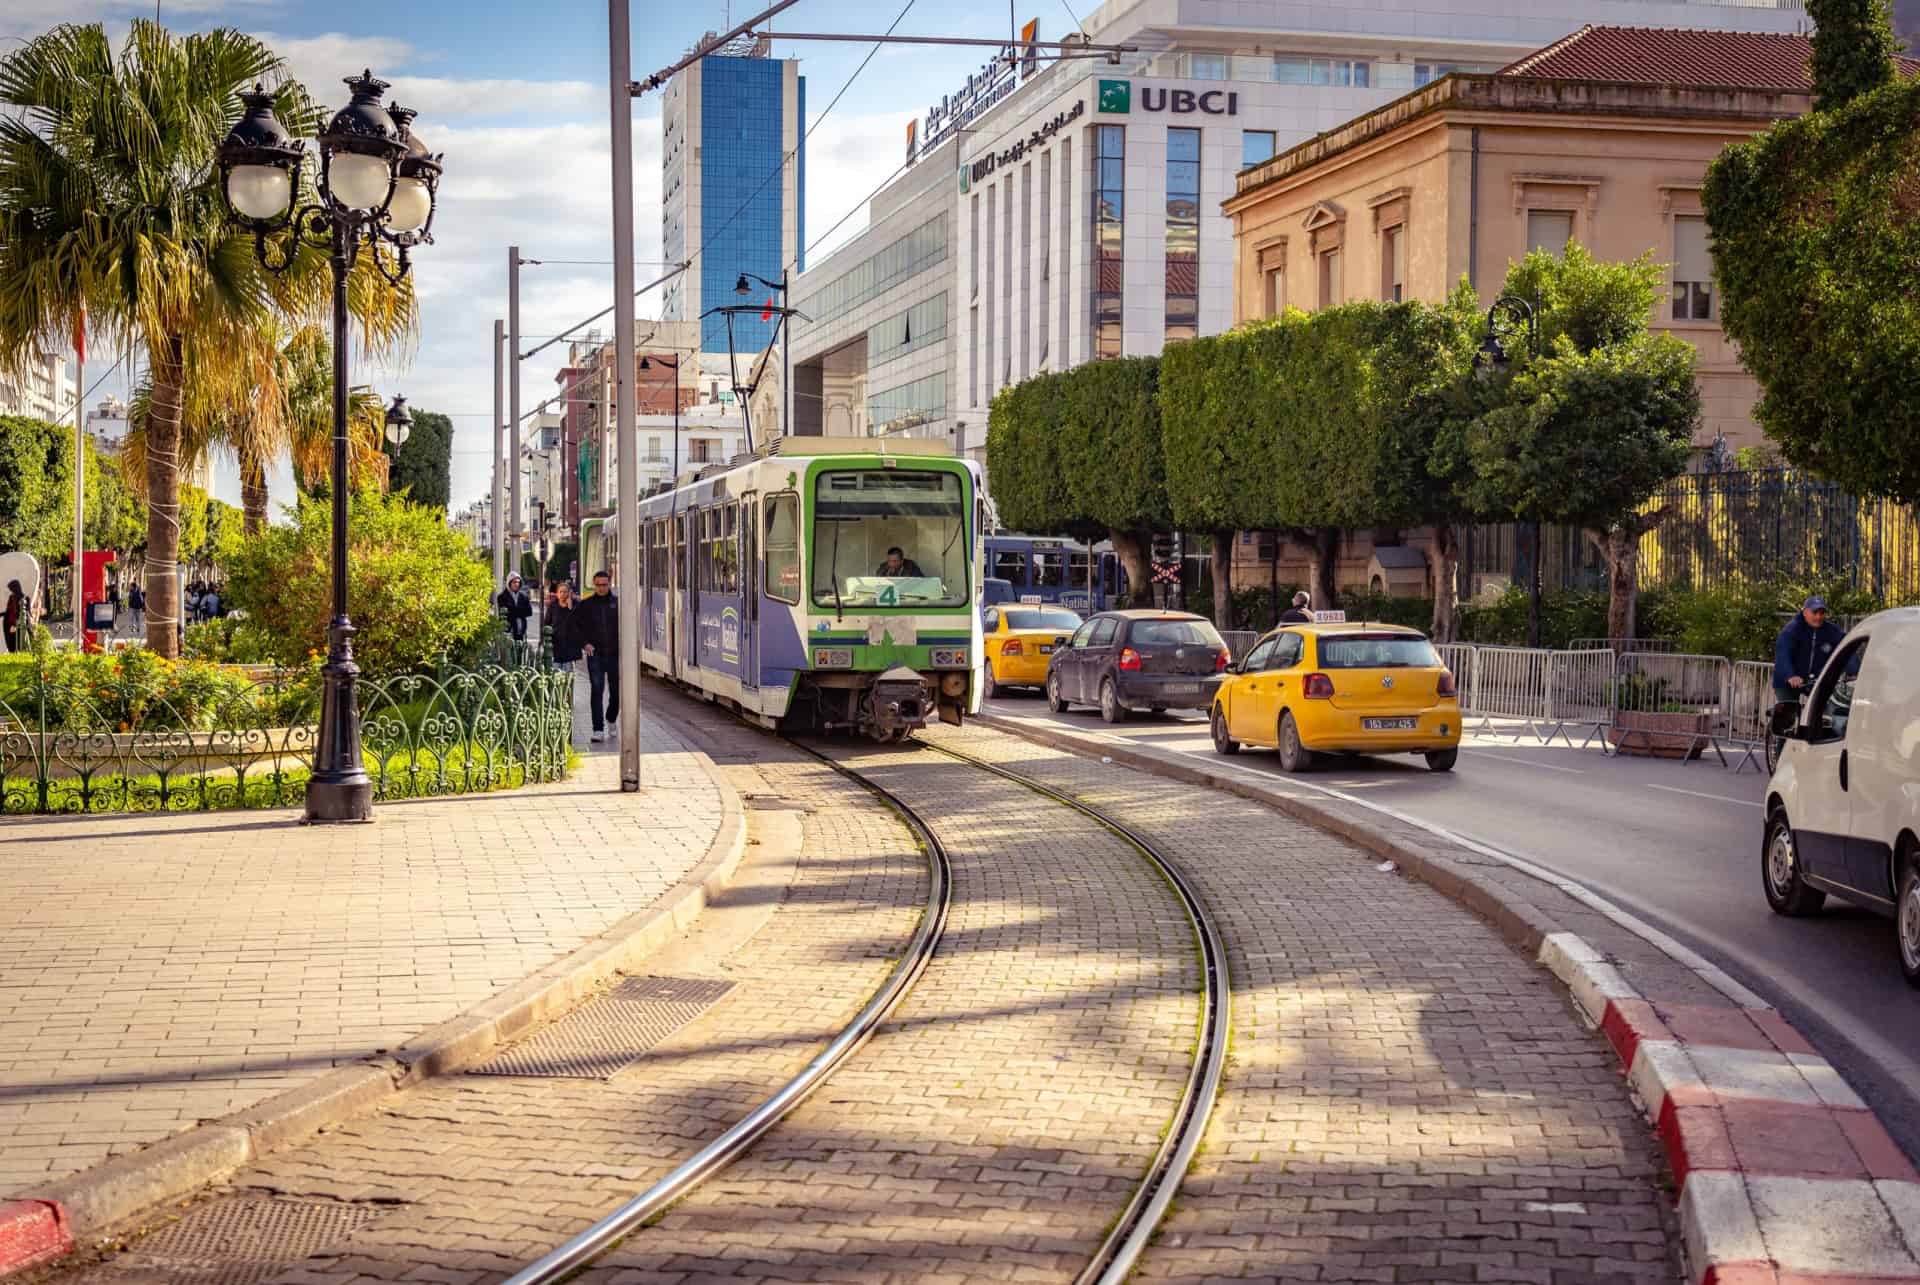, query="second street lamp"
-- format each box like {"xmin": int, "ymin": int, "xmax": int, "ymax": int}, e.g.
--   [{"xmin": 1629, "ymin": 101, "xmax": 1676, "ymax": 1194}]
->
[
  {"xmin": 735, "ymin": 270, "xmax": 790, "ymax": 437},
  {"xmin": 218, "ymin": 73, "xmax": 444, "ymax": 823},
  {"xmin": 384, "ymin": 394, "xmax": 412, "ymax": 451}
]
